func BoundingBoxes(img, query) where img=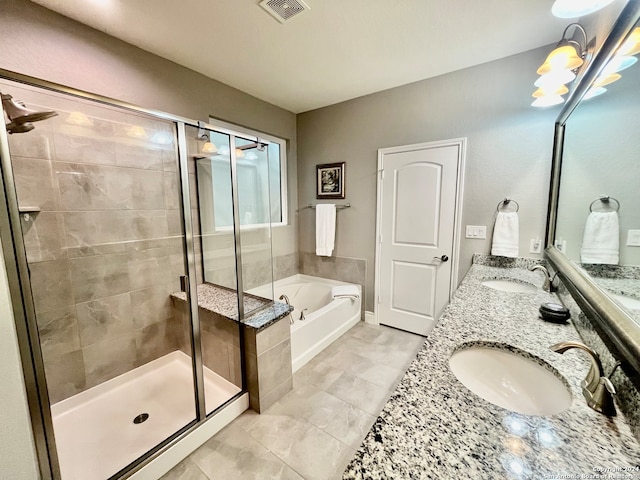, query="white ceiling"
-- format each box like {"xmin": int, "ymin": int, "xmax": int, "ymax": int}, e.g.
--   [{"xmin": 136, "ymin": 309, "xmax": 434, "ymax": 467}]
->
[{"xmin": 30, "ymin": 0, "xmax": 570, "ymax": 113}]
